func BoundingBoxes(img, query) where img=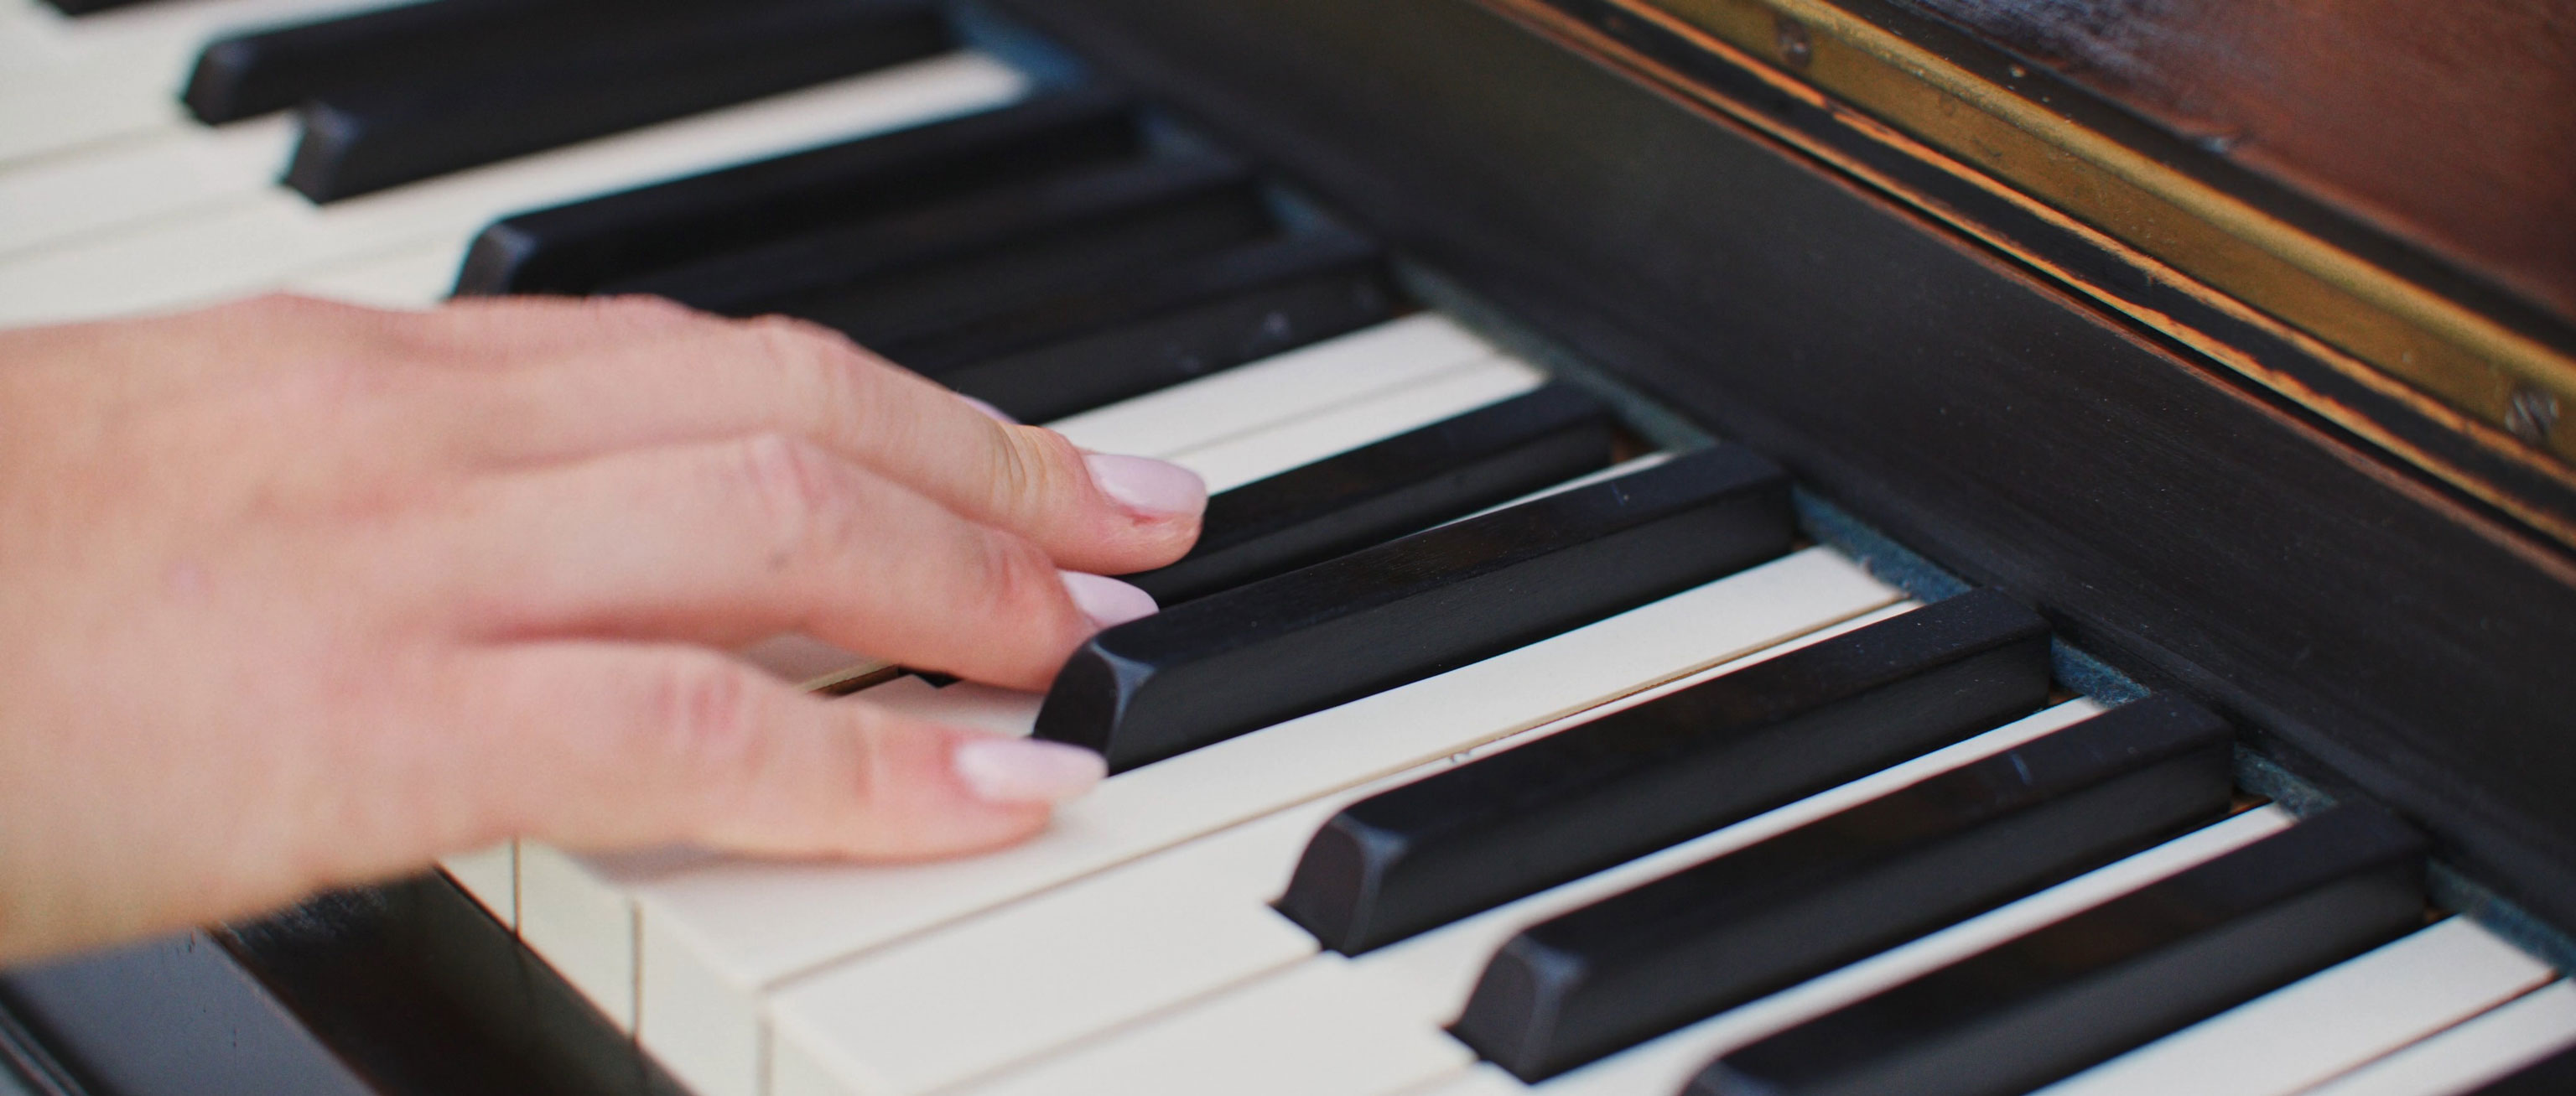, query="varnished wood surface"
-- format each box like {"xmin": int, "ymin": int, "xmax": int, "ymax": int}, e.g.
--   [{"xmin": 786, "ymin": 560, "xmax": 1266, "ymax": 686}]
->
[{"xmin": 1901, "ymin": 0, "xmax": 2576, "ymax": 326}]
